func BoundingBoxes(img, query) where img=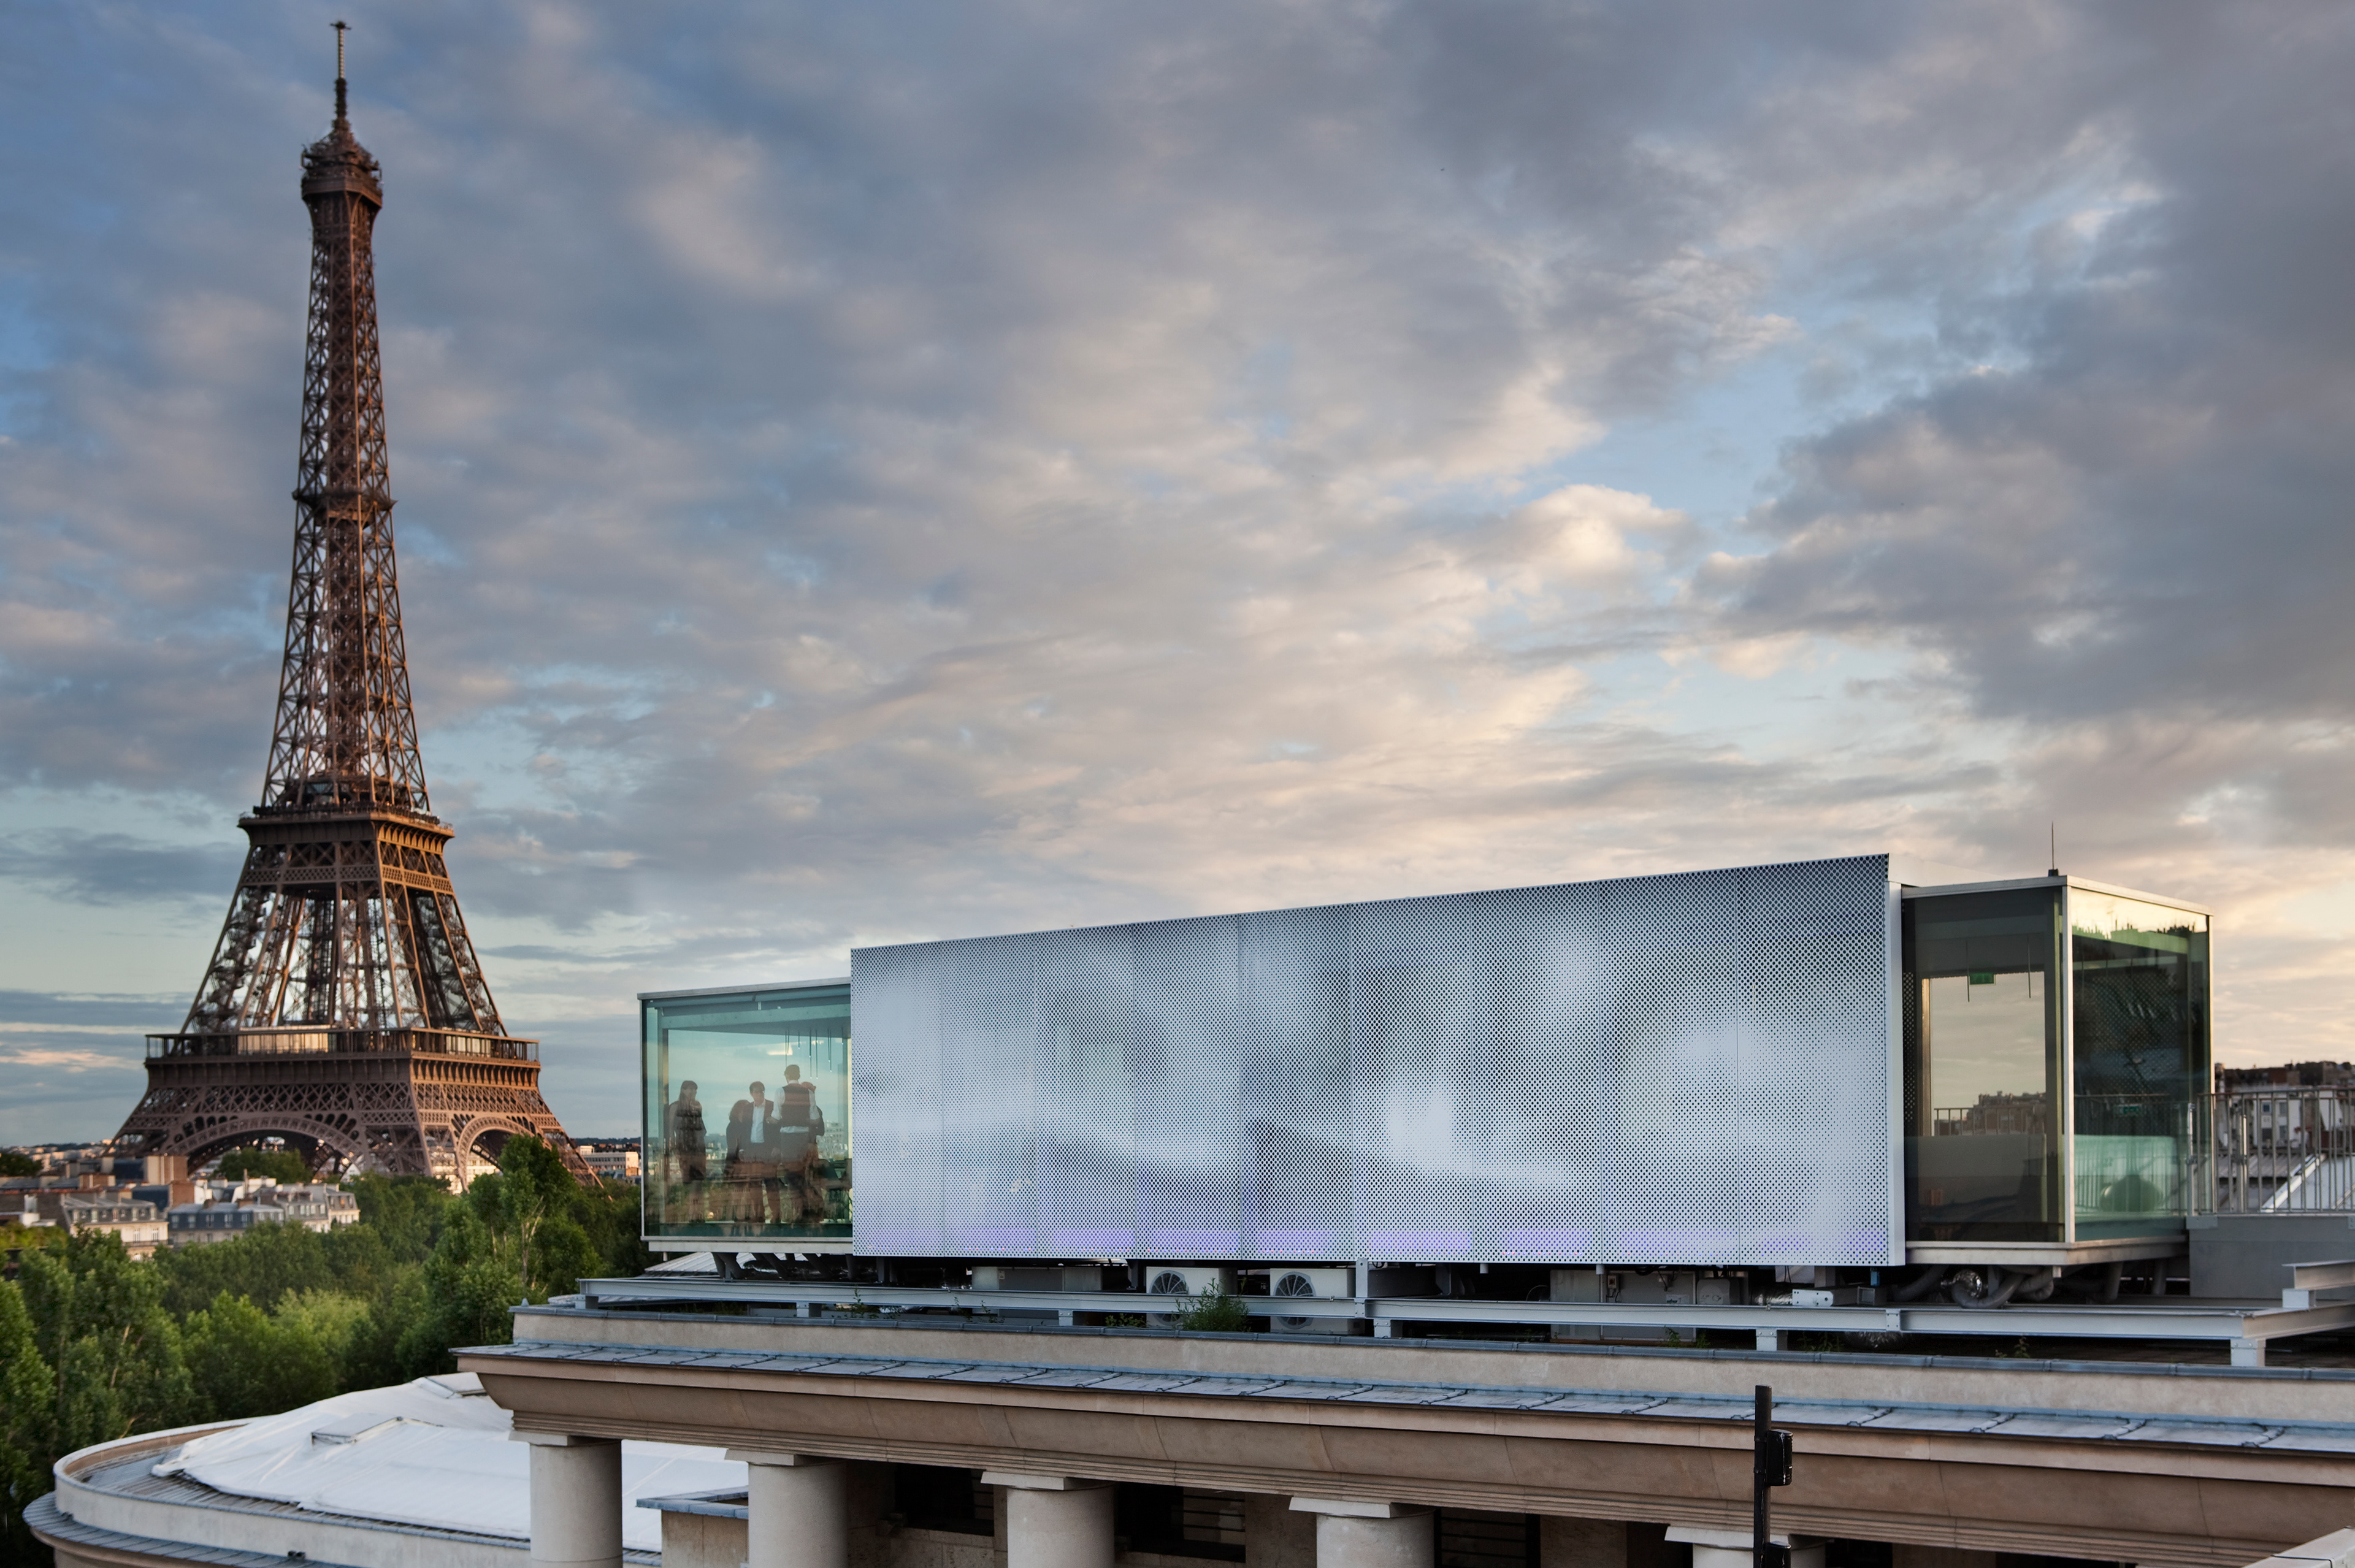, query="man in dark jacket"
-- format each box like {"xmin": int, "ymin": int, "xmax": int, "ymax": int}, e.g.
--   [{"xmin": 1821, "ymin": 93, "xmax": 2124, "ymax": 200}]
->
[
  {"xmin": 730, "ymin": 1080, "xmax": 781, "ymax": 1223},
  {"xmin": 773, "ymin": 1065, "xmax": 827, "ymax": 1221}
]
